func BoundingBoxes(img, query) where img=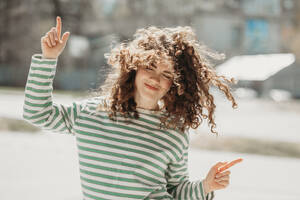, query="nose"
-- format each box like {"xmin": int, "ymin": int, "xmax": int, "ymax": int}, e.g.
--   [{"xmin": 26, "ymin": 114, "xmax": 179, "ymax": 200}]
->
[{"xmin": 150, "ymin": 73, "xmax": 160, "ymax": 83}]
